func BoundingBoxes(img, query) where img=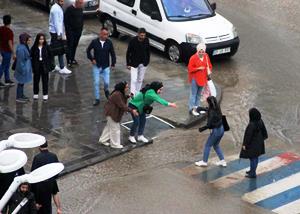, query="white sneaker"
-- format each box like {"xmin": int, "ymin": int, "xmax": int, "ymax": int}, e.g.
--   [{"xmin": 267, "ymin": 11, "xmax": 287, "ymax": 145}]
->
[
  {"xmin": 199, "ymin": 111, "xmax": 206, "ymax": 114},
  {"xmin": 215, "ymin": 160, "xmax": 227, "ymax": 167},
  {"xmin": 110, "ymin": 144, "xmax": 124, "ymax": 149},
  {"xmin": 52, "ymin": 65, "xmax": 61, "ymax": 72},
  {"xmin": 33, "ymin": 94, "xmax": 39, "ymax": 100},
  {"xmin": 59, "ymin": 67, "xmax": 72, "ymax": 74},
  {"xmin": 99, "ymin": 141, "xmax": 110, "ymax": 146},
  {"xmin": 192, "ymin": 108, "xmax": 200, "ymax": 116},
  {"xmin": 128, "ymin": 136, "xmax": 137, "ymax": 144},
  {"xmin": 43, "ymin": 95, "xmax": 48, "ymax": 101},
  {"xmin": 195, "ymin": 160, "xmax": 208, "ymax": 167},
  {"xmin": 137, "ymin": 135, "xmax": 149, "ymax": 143}
]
